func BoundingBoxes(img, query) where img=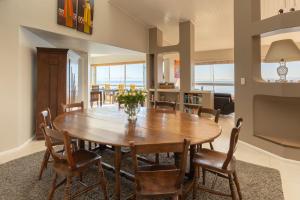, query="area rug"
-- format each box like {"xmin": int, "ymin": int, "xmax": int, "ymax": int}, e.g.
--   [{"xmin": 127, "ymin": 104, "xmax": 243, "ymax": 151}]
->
[{"xmin": 0, "ymin": 150, "xmax": 284, "ymax": 200}]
